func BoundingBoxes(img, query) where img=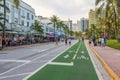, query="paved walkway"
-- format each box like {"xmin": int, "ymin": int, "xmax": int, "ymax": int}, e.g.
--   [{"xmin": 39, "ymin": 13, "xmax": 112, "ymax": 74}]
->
[
  {"xmin": 88, "ymin": 41, "xmax": 120, "ymax": 80},
  {"xmin": 0, "ymin": 42, "xmax": 57, "ymax": 51}
]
